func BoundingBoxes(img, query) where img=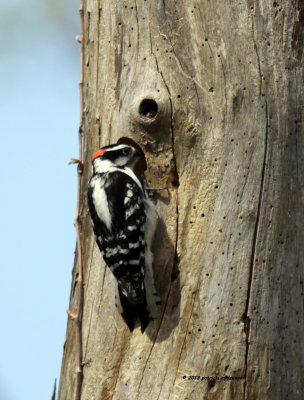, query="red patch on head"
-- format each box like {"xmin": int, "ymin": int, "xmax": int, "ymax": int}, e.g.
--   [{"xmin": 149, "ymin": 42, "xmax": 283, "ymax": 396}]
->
[{"xmin": 92, "ymin": 149, "xmax": 106, "ymax": 160}]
